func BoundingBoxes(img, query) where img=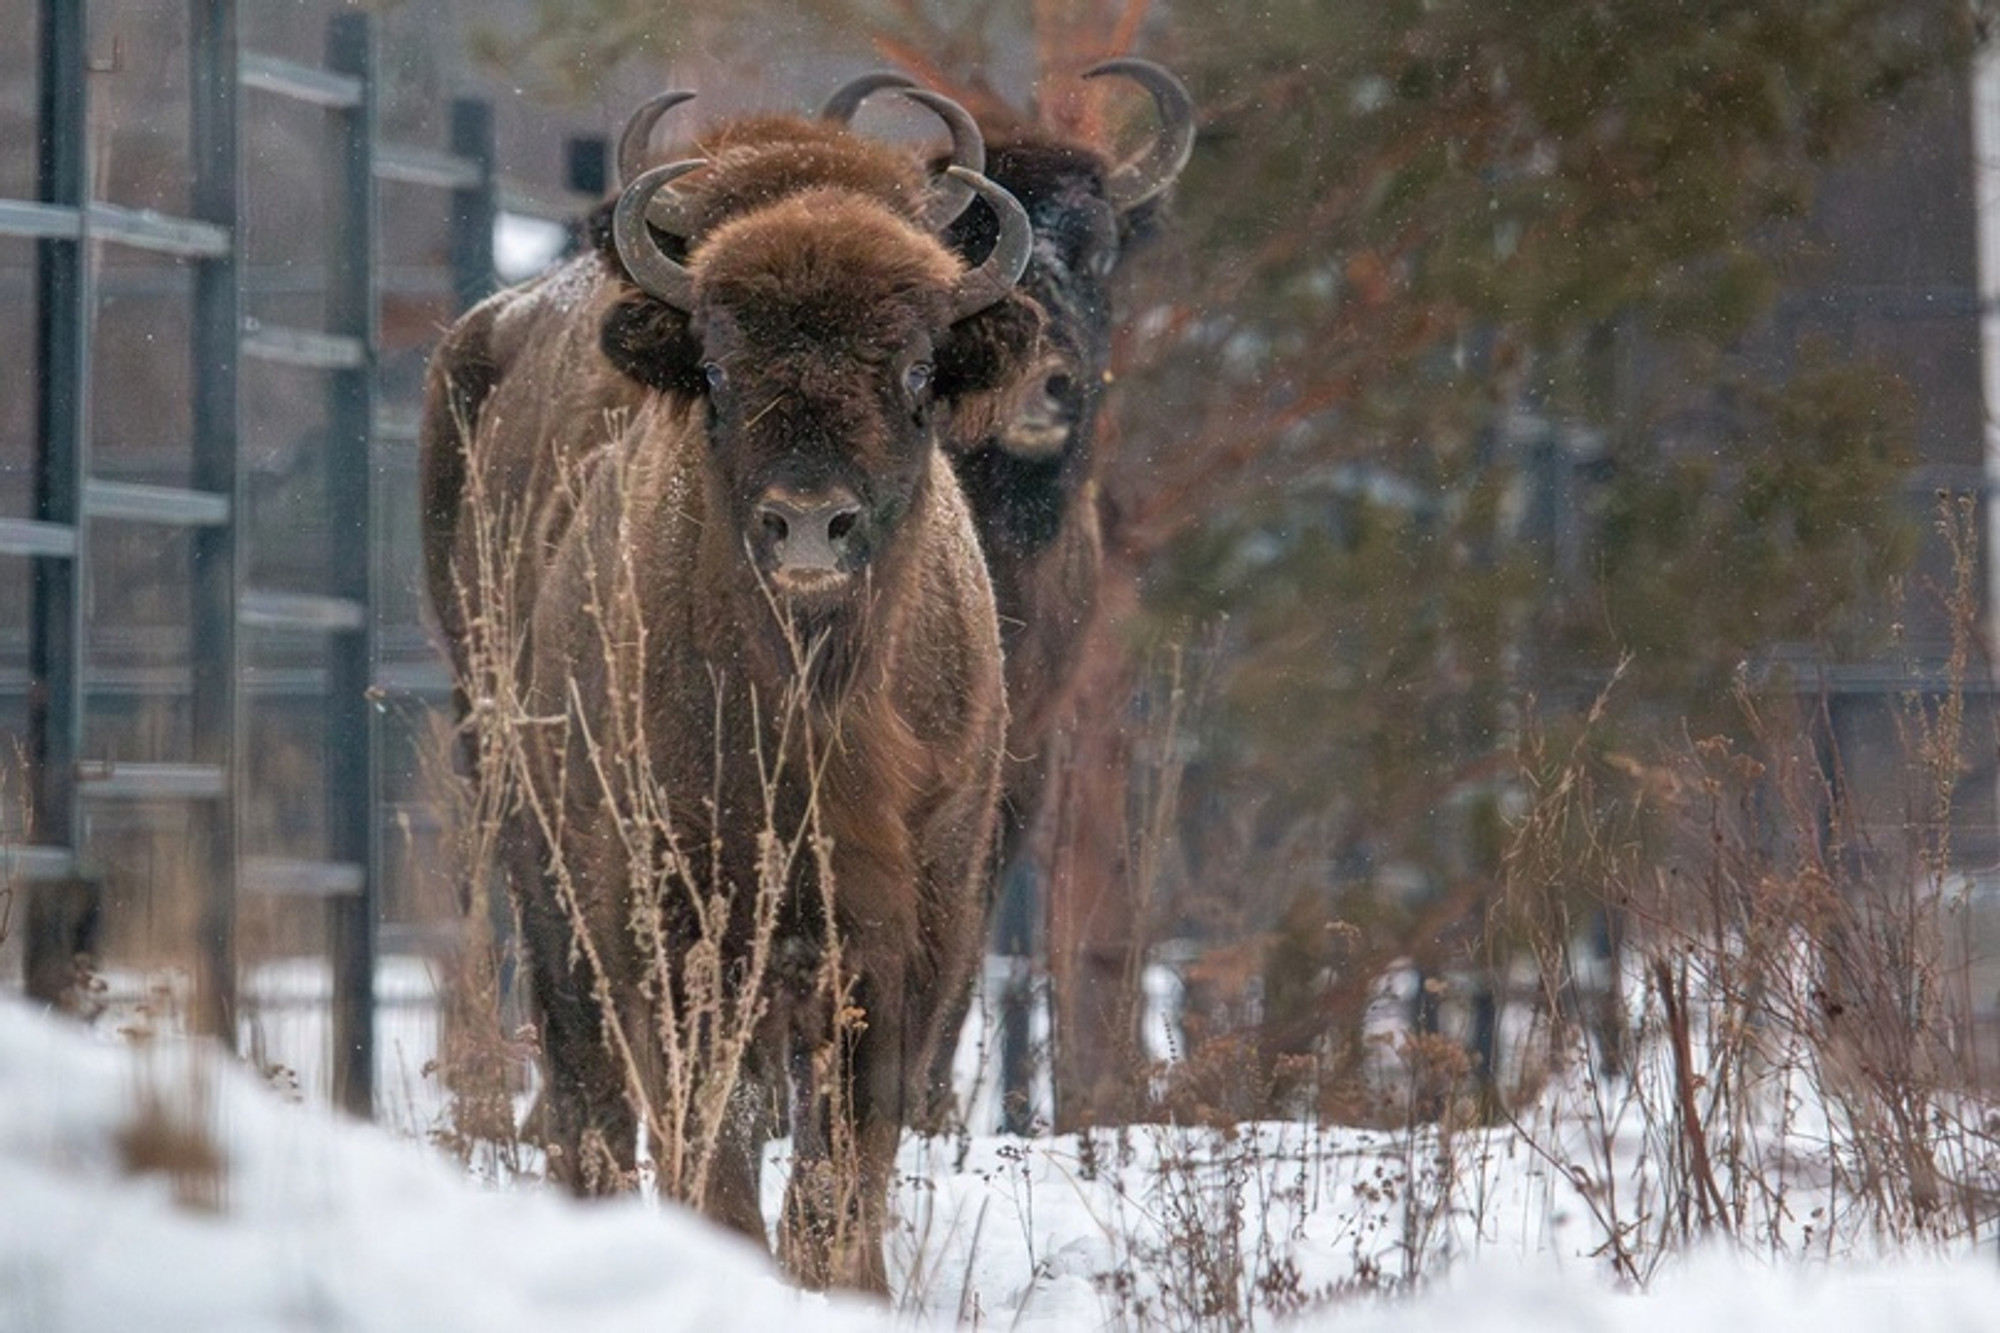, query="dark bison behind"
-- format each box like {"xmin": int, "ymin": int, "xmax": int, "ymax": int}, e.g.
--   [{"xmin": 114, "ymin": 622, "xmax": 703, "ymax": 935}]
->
[
  {"xmin": 419, "ymin": 96, "xmax": 1039, "ymax": 1291},
  {"xmin": 827, "ymin": 62, "xmax": 1196, "ymax": 1130}
]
